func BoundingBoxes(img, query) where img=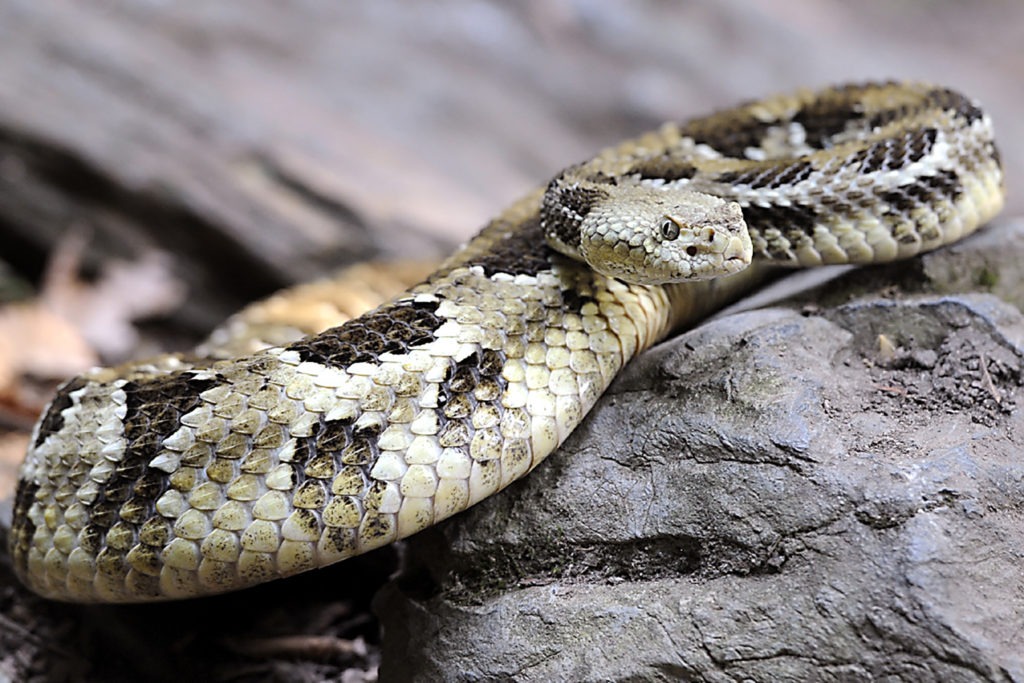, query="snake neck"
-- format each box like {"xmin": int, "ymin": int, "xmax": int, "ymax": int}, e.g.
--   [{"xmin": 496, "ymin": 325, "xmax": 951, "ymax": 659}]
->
[{"xmin": 540, "ymin": 167, "xmax": 613, "ymax": 262}]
